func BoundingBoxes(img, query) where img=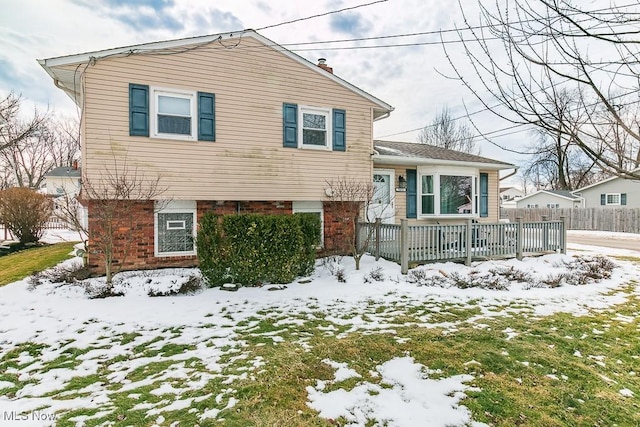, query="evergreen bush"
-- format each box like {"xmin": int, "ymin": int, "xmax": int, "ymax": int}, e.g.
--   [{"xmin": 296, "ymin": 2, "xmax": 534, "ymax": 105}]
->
[{"xmin": 197, "ymin": 213, "xmax": 320, "ymax": 286}]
